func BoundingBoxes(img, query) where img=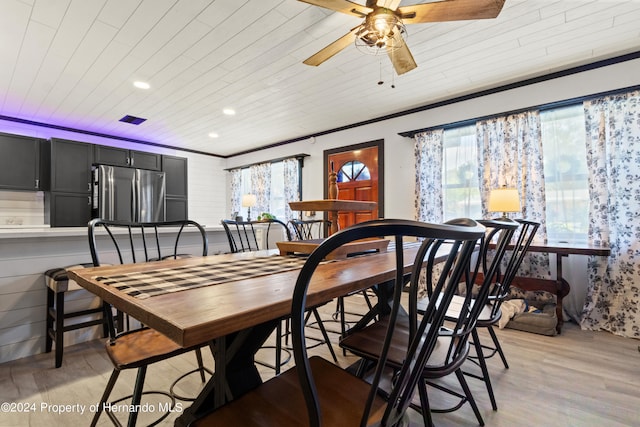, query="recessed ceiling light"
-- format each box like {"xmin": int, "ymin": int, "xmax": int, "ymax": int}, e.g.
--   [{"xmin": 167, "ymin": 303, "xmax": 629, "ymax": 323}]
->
[
  {"xmin": 208, "ymin": 132, "xmax": 219, "ymax": 138},
  {"xmin": 222, "ymin": 108, "xmax": 236, "ymax": 116},
  {"xmin": 133, "ymin": 81, "xmax": 150, "ymax": 90}
]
